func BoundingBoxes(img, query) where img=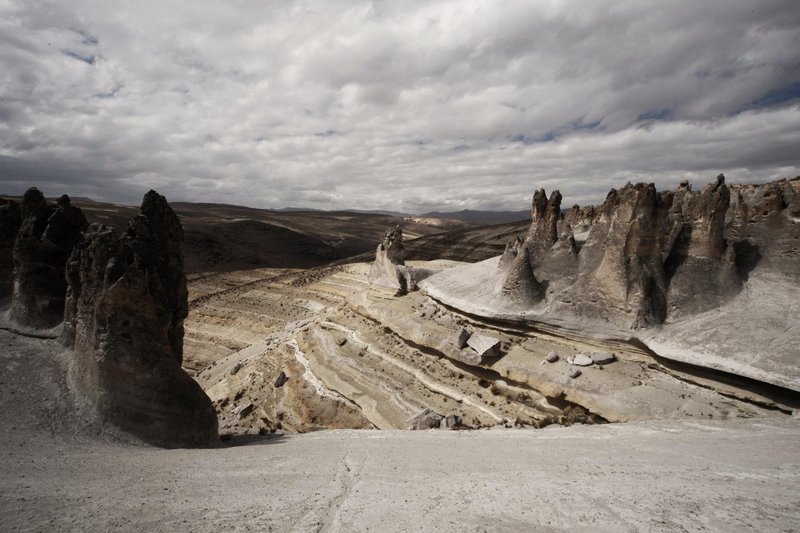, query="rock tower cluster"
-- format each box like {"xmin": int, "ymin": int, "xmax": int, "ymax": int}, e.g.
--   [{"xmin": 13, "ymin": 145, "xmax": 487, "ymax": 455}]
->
[
  {"xmin": 0, "ymin": 187, "xmax": 217, "ymax": 447},
  {"xmin": 500, "ymin": 175, "xmax": 800, "ymax": 328}
]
